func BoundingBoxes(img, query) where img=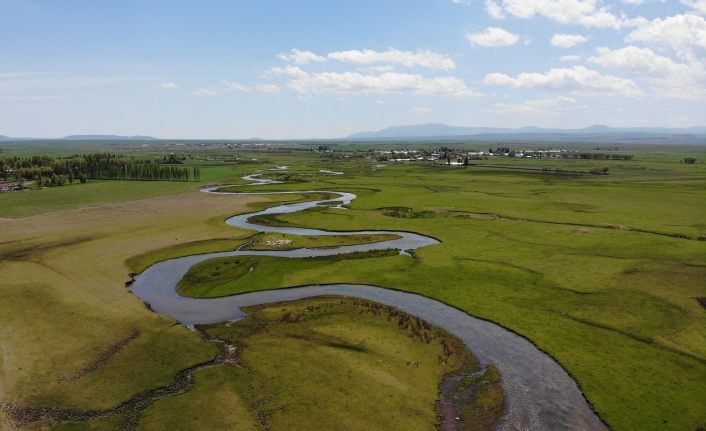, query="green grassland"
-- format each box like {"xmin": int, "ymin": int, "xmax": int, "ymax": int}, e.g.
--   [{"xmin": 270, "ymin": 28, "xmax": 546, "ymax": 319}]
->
[
  {"xmin": 1, "ymin": 142, "xmax": 705, "ymax": 430},
  {"xmin": 121, "ymin": 195, "xmax": 350, "ymax": 275},
  {"xmin": 0, "ymin": 162, "xmax": 266, "ymax": 217},
  {"xmin": 179, "ymin": 155, "xmax": 706, "ymax": 430},
  {"xmin": 177, "ymin": 250, "xmax": 399, "ymax": 297},
  {"xmin": 123, "ymin": 202, "xmax": 397, "ymax": 275},
  {"xmin": 139, "ymin": 296, "xmax": 492, "ymax": 431},
  {"xmin": 0, "ymin": 180, "xmax": 194, "ymax": 217},
  {"xmin": 125, "ymin": 237, "xmax": 250, "ymax": 274},
  {"xmin": 243, "ymin": 232, "xmax": 401, "ymax": 251},
  {"xmin": 136, "ymin": 366, "xmax": 258, "ymax": 431},
  {"xmin": 0, "ymin": 183, "xmax": 269, "ymax": 428}
]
